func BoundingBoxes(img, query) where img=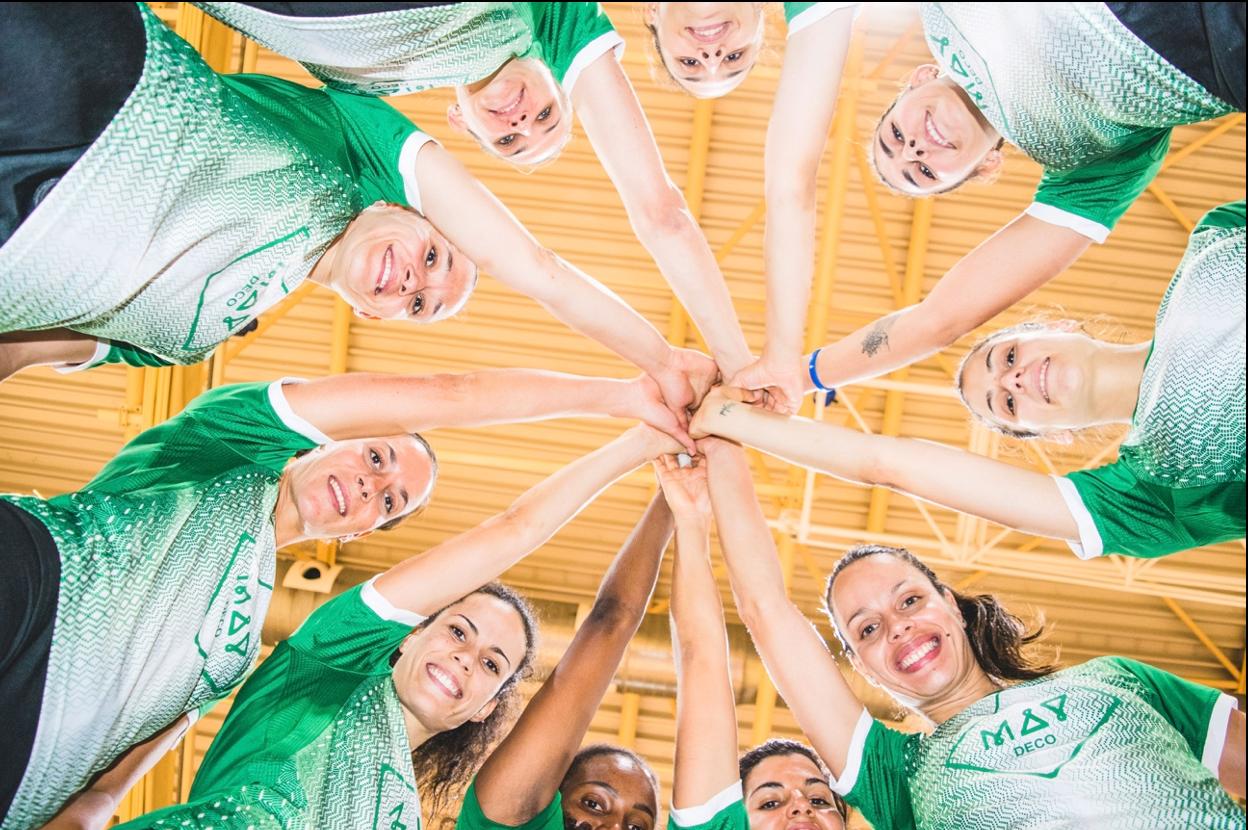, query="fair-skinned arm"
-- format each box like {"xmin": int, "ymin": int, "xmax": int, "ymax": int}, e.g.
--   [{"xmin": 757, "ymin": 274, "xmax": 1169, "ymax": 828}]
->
[
  {"xmin": 701, "ymin": 437, "xmax": 863, "ymax": 777},
  {"xmin": 655, "ymin": 455, "xmax": 741, "ymax": 809},
  {"xmin": 1221, "ymin": 708, "xmax": 1246, "ymax": 799},
  {"xmin": 573, "ymin": 53, "xmax": 753, "ymax": 378},
  {"xmin": 413, "ymin": 142, "xmax": 717, "ymax": 428},
  {"xmin": 806, "ymin": 215, "xmax": 1091, "ymax": 390},
  {"xmin": 729, "ymin": 8, "xmax": 856, "ymax": 413},
  {"xmin": 473, "ymin": 491, "xmax": 673, "ymax": 824},
  {"xmin": 372, "ymin": 425, "xmax": 680, "ymax": 616},
  {"xmin": 694, "ymin": 387, "xmax": 1080, "ymax": 543},
  {"xmin": 280, "ymin": 368, "xmax": 695, "ymax": 452},
  {"xmin": 0, "ymin": 329, "xmax": 100, "ymax": 382},
  {"xmin": 37, "ymin": 714, "xmax": 193, "ymax": 830}
]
